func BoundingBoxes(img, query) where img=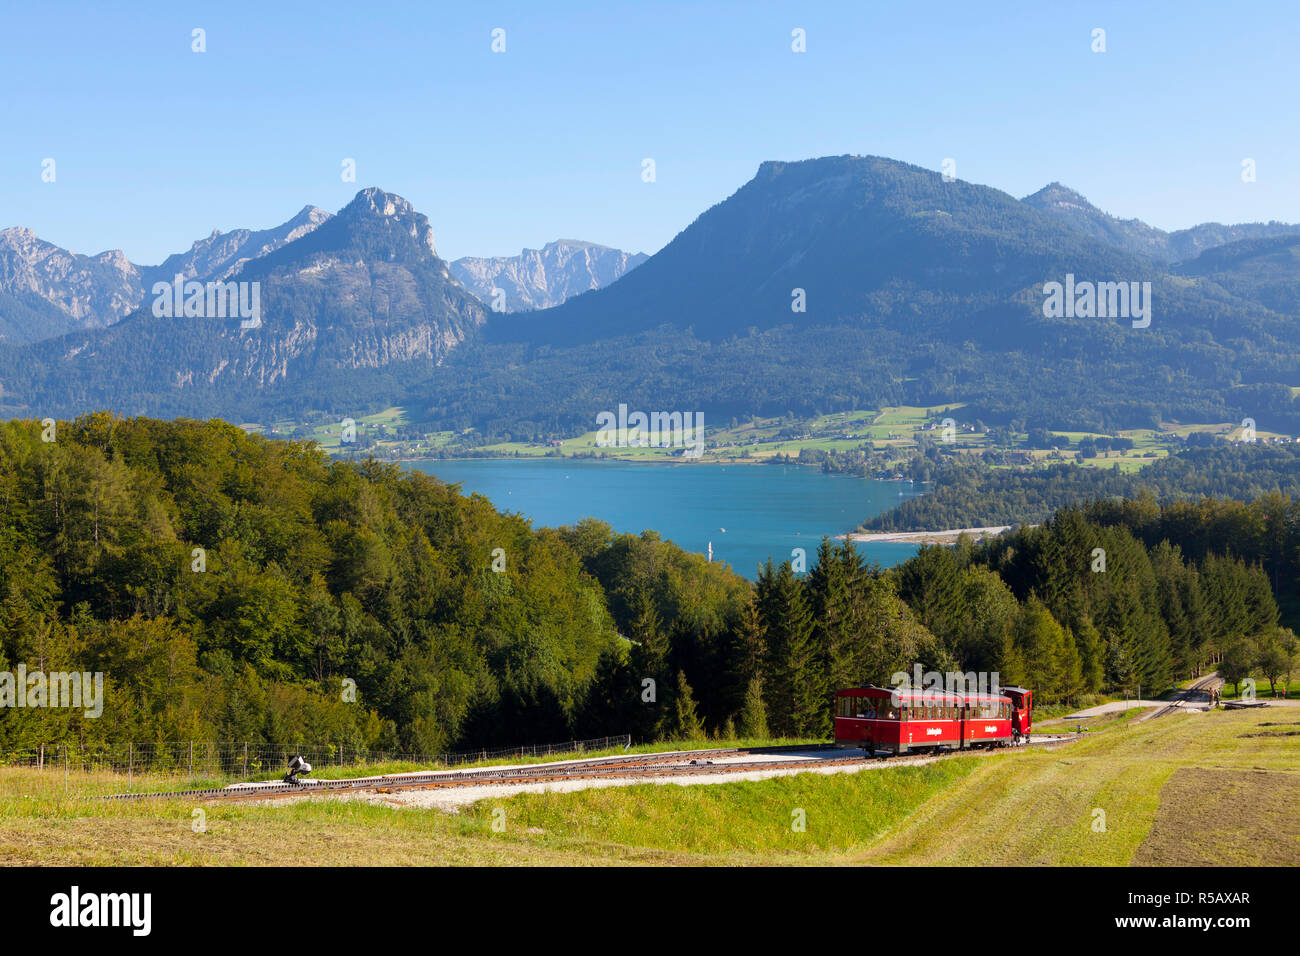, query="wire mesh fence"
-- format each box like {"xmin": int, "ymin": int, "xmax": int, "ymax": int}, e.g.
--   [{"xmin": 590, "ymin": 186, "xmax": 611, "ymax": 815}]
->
[{"xmin": 0, "ymin": 734, "xmax": 632, "ymax": 794}]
